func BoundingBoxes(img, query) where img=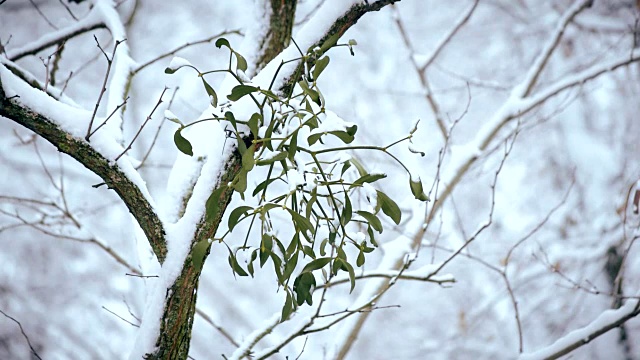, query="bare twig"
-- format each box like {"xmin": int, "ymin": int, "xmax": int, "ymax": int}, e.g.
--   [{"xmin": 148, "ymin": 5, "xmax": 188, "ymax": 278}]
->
[
  {"xmin": 29, "ymin": 0, "xmax": 58, "ymax": 30},
  {"xmin": 101, "ymin": 306, "xmax": 140, "ymax": 327},
  {"xmin": 86, "ymin": 37, "xmax": 126, "ymax": 141},
  {"xmin": 136, "ymin": 86, "xmax": 179, "ymax": 169},
  {"xmin": 0, "ymin": 309, "xmax": 43, "ymax": 360},
  {"xmin": 392, "ymin": 1, "xmax": 478, "ymax": 140},
  {"xmin": 115, "ymin": 87, "xmax": 167, "ymax": 161},
  {"xmin": 132, "ymin": 29, "xmax": 243, "ymax": 75}
]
